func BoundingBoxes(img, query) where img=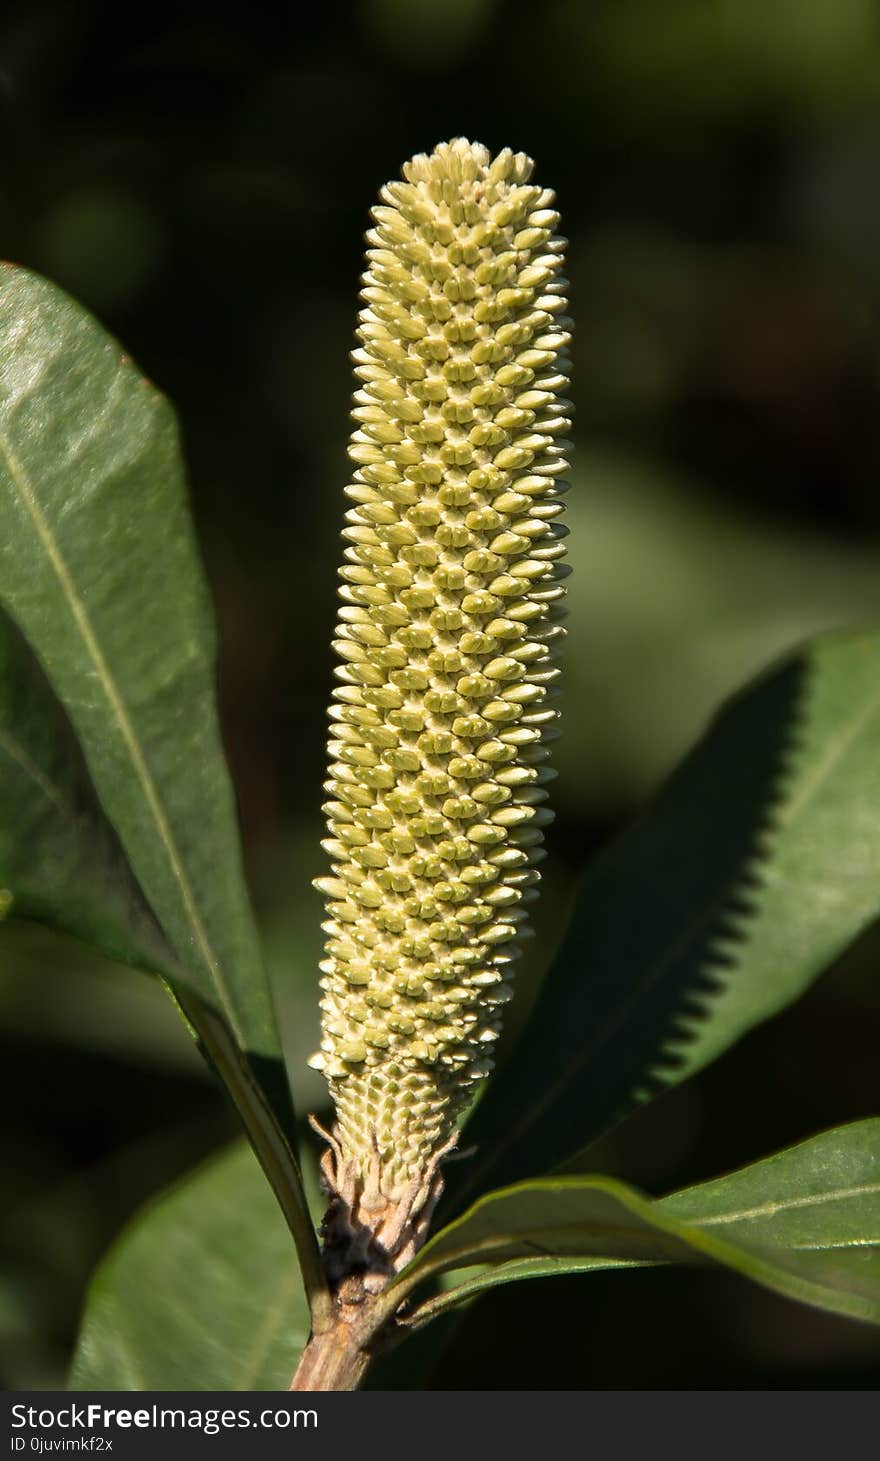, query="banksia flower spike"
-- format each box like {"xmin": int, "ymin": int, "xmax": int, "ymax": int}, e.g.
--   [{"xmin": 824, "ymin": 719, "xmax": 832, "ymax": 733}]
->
[{"xmin": 311, "ymin": 138, "xmax": 572, "ymax": 1290}]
